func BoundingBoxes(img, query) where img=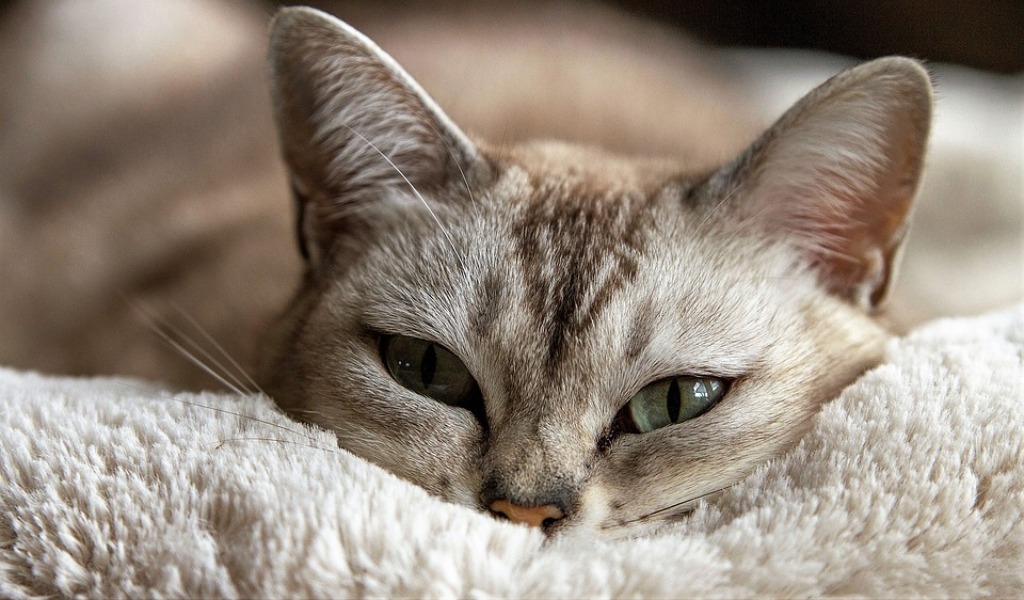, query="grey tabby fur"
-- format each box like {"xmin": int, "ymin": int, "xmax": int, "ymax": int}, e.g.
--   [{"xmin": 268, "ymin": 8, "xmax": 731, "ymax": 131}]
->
[{"xmin": 260, "ymin": 7, "xmax": 931, "ymax": 534}]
